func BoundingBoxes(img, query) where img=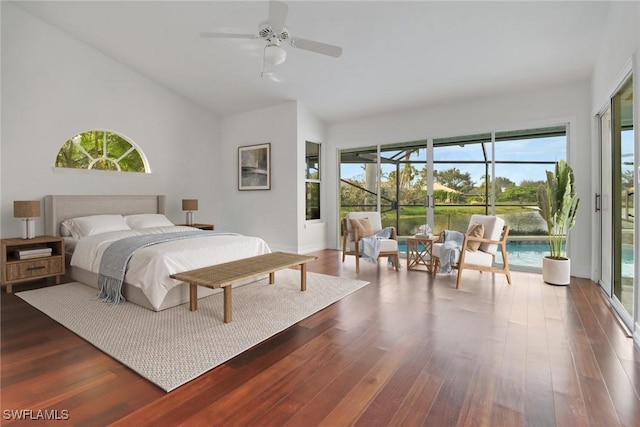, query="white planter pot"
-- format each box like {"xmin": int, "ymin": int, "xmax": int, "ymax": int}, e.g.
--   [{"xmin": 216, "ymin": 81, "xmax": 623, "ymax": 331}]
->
[{"xmin": 542, "ymin": 257, "xmax": 571, "ymax": 285}]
